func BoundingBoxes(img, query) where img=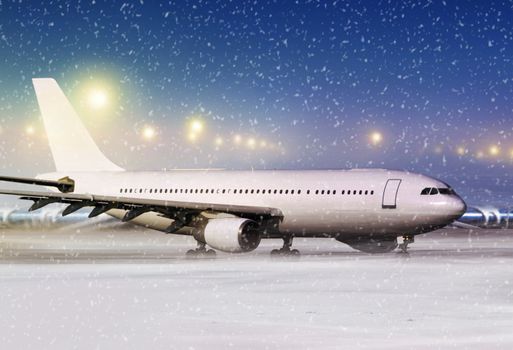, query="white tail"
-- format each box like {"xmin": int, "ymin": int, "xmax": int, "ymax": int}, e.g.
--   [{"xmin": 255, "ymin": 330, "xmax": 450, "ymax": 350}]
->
[{"xmin": 32, "ymin": 78, "xmax": 124, "ymax": 172}]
